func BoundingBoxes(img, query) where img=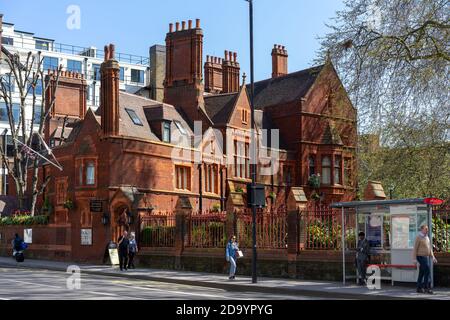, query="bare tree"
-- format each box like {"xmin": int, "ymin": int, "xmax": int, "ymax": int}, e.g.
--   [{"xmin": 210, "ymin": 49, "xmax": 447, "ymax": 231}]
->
[
  {"xmin": 318, "ymin": 0, "xmax": 450, "ymax": 198},
  {"xmin": 0, "ymin": 50, "xmax": 61, "ymax": 215}
]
